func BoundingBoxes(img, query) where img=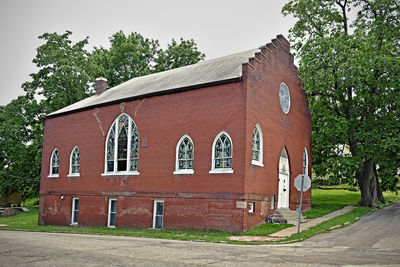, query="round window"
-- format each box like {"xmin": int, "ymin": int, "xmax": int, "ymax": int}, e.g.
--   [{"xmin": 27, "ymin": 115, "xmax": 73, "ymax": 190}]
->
[{"xmin": 279, "ymin": 83, "xmax": 291, "ymax": 114}]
